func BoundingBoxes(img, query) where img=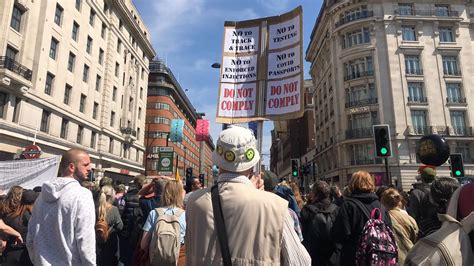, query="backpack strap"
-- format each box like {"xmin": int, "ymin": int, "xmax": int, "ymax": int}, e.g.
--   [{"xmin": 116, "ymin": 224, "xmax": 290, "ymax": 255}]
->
[
  {"xmin": 155, "ymin": 207, "xmax": 165, "ymax": 217},
  {"xmin": 346, "ymin": 197, "xmax": 371, "ymax": 220},
  {"xmin": 173, "ymin": 208, "xmax": 185, "ymax": 218},
  {"xmin": 211, "ymin": 184, "xmax": 232, "ymax": 266}
]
